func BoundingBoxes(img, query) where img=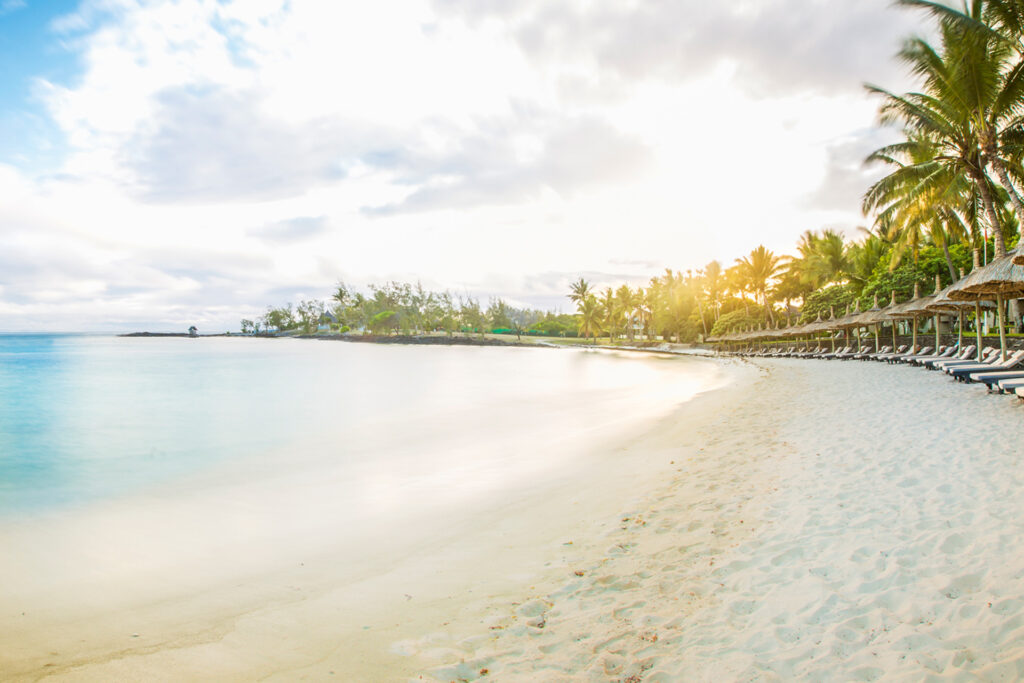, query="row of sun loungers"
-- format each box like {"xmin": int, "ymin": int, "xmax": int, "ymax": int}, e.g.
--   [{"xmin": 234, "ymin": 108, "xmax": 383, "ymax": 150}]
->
[{"xmin": 734, "ymin": 342, "xmax": 1024, "ymax": 398}]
